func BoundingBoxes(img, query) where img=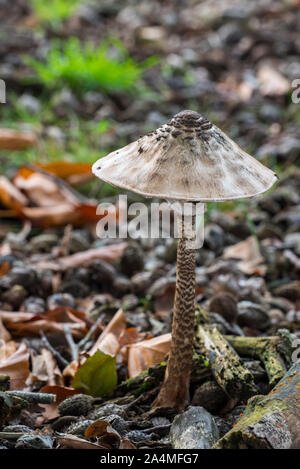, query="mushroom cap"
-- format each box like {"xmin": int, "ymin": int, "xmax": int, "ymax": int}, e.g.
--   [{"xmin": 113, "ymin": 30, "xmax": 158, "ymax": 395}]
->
[{"xmin": 92, "ymin": 110, "xmax": 277, "ymax": 202}]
